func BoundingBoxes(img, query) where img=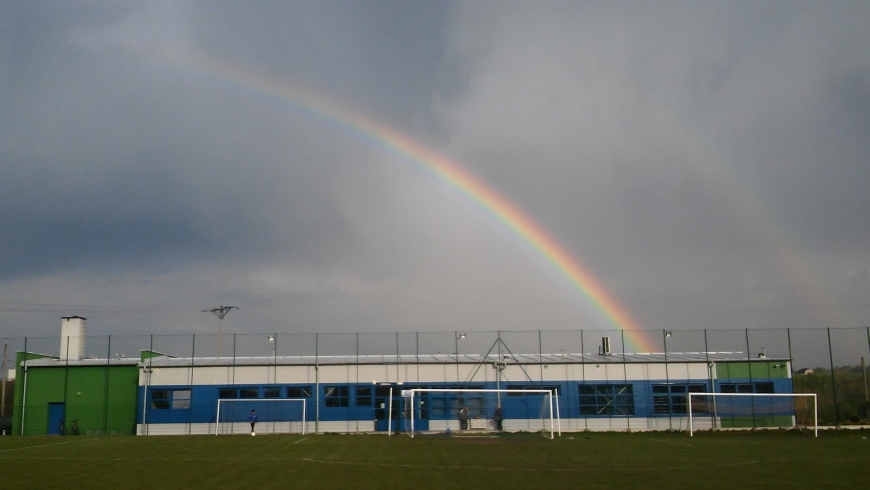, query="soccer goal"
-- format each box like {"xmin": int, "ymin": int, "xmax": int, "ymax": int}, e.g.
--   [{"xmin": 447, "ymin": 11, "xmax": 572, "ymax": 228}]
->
[
  {"xmin": 404, "ymin": 389, "xmax": 561, "ymax": 439},
  {"xmin": 214, "ymin": 399, "xmax": 307, "ymax": 435},
  {"xmin": 686, "ymin": 392, "xmax": 817, "ymax": 437}
]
